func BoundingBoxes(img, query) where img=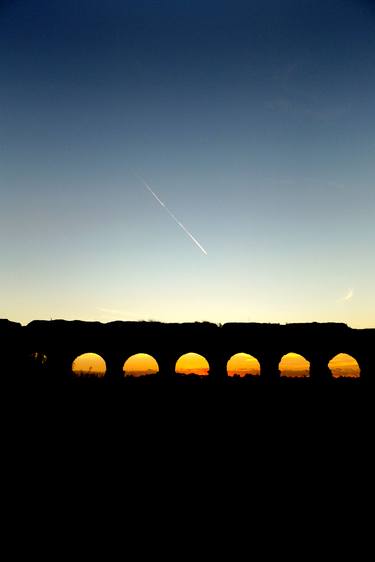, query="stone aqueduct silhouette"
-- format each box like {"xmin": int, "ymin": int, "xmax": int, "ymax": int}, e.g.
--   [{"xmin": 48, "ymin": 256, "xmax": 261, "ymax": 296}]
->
[{"xmin": 2, "ymin": 320, "xmax": 374, "ymax": 382}]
